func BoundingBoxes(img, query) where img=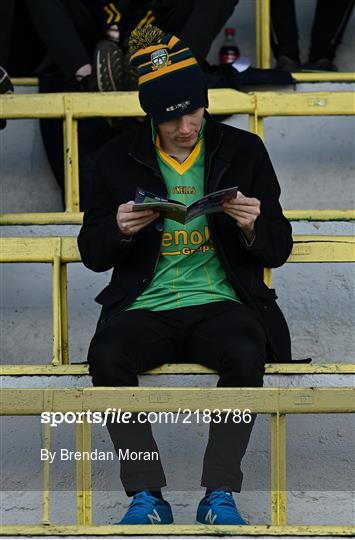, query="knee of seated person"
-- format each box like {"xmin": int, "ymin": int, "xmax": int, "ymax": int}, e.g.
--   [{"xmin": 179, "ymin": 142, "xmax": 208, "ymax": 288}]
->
[
  {"xmin": 228, "ymin": 334, "xmax": 266, "ymax": 364},
  {"xmin": 88, "ymin": 343, "xmax": 135, "ymax": 387},
  {"xmin": 221, "ymin": 340, "xmax": 266, "ymax": 386},
  {"xmin": 237, "ymin": 358, "xmax": 265, "ymax": 387}
]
